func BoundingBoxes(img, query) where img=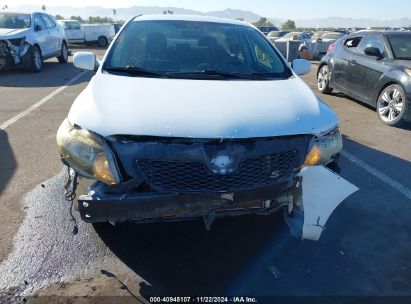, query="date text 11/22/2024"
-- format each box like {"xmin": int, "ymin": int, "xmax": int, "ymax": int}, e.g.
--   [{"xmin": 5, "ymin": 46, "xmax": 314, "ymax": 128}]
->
[{"xmin": 149, "ymin": 297, "xmax": 258, "ymax": 303}]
